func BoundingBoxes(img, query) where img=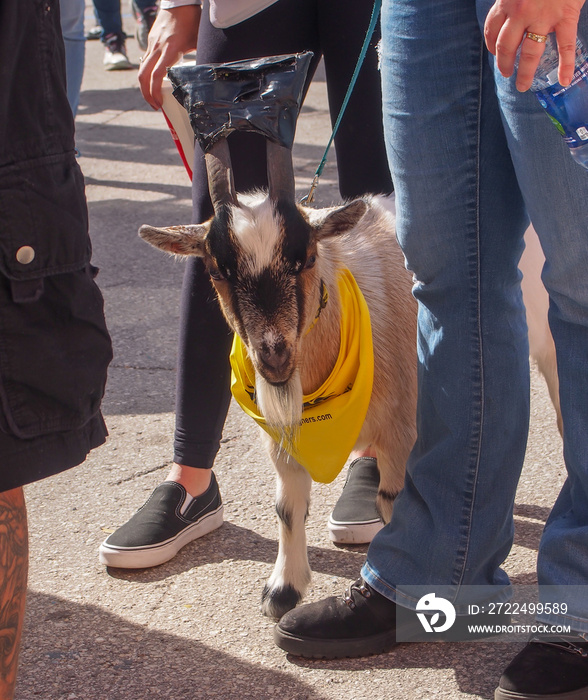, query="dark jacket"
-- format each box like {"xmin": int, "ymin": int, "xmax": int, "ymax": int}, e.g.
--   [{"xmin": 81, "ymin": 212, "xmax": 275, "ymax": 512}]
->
[{"xmin": 0, "ymin": 0, "xmax": 112, "ymax": 490}]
